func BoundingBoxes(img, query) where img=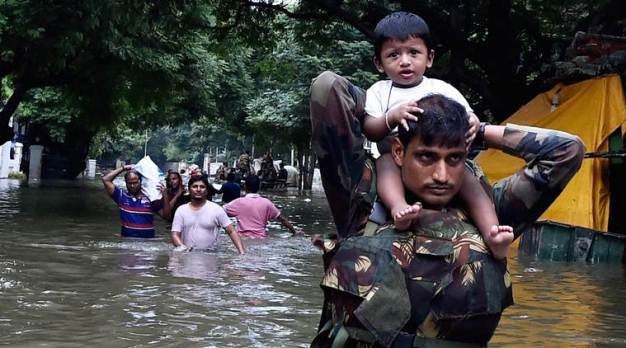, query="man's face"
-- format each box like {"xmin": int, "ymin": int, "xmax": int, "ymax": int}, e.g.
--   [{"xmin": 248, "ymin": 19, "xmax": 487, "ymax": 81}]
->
[
  {"xmin": 375, "ymin": 36, "xmax": 434, "ymax": 86},
  {"xmin": 125, "ymin": 174, "xmax": 142, "ymax": 196},
  {"xmin": 392, "ymin": 136, "xmax": 466, "ymax": 208},
  {"xmin": 168, "ymin": 173, "xmax": 180, "ymax": 189},
  {"xmin": 189, "ymin": 180, "xmax": 208, "ymax": 201}
]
